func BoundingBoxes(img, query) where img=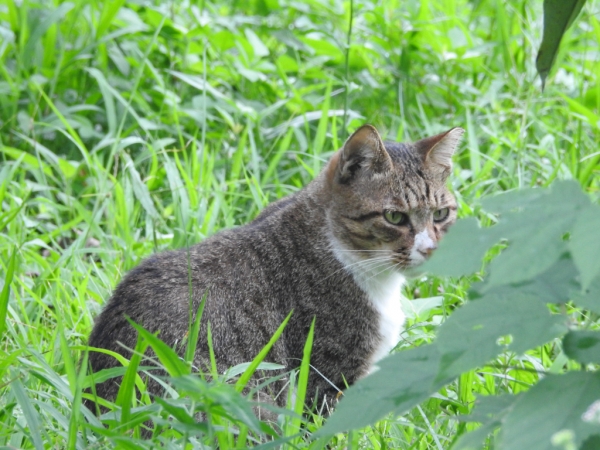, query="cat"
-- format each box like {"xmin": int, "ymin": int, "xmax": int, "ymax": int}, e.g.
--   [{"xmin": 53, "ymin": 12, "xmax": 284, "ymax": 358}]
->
[{"xmin": 86, "ymin": 124, "xmax": 463, "ymax": 415}]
